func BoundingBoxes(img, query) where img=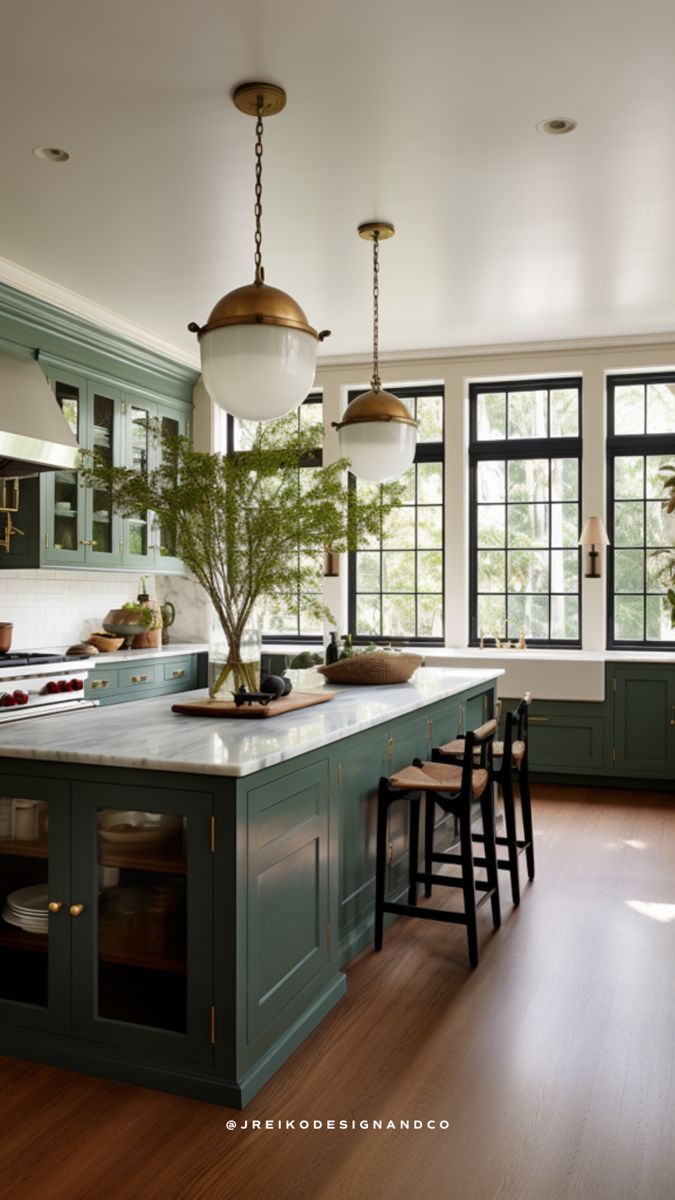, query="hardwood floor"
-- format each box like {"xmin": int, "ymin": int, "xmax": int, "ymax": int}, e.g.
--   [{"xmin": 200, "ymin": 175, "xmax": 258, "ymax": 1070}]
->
[{"xmin": 1, "ymin": 784, "xmax": 674, "ymax": 1200}]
